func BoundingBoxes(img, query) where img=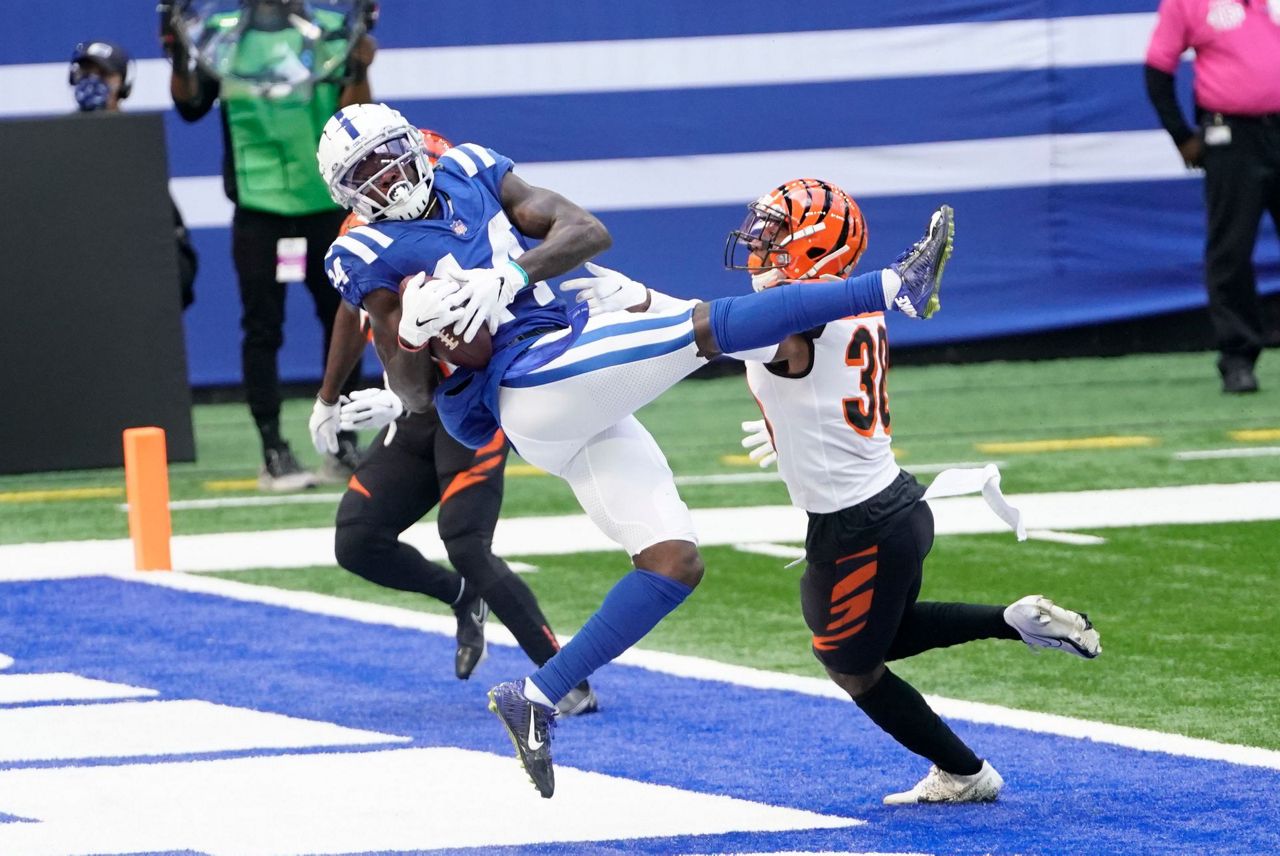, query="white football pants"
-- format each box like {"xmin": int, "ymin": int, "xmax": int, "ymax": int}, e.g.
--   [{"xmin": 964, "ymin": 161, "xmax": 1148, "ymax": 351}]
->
[{"xmin": 498, "ymin": 302, "xmax": 704, "ymax": 555}]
